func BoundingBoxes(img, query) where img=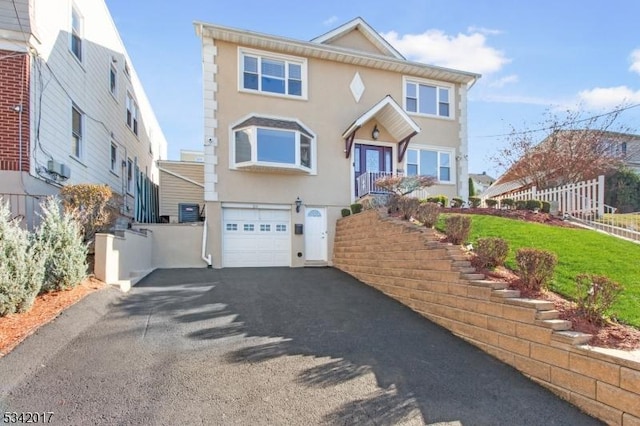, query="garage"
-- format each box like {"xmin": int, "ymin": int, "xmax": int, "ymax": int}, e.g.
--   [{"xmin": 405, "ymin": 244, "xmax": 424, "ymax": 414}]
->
[{"xmin": 222, "ymin": 207, "xmax": 291, "ymax": 267}]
